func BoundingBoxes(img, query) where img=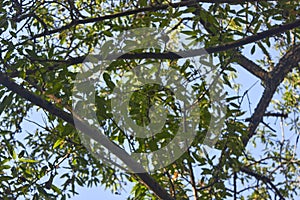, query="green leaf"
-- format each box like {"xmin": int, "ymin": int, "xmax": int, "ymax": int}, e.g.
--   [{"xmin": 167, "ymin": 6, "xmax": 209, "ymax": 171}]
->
[
  {"xmin": 12, "ymin": 149, "xmax": 17, "ymax": 160},
  {"xmin": 102, "ymin": 30, "xmax": 113, "ymax": 37},
  {"xmin": 51, "ymin": 184, "xmax": 62, "ymax": 194},
  {"xmin": 0, "ymin": 176, "xmax": 13, "ymax": 181},
  {"xmin": 230, "ymin": 102, "xmax": 240, "ymax": 108},
  {"xmin": 254, "ymin": 20, "xmax": 262, "ymax": 33},
  {"xmin": 53, "ymin": 138, "xmax": 64, "ymax": 149},
  {"xmin": 4, "ymin": 50, "xmax": 13, "ymax": 62},
  {"xmin": 257, "ymin": 42, "xmax": 269, "ymax": 57},
  {"xmin": 103, "ymin": 72, "xmax": 115, "ymax": 90},
  {"xmin": 37, "ymin": 185, "xmax": 48, "ymax": 196},
  {"xmin": 19, "ymin": 158, "xmax": 40, "ymax": 163},
  {"xmin": 0, "ymin": 92, "xmax": 14, "ymax": 115},
  {"xmin": 25, "ymin": 49, "xmax": 37, "ymax": 58},
  {"xmin": 0, "ymin": 165, "xmax": 11, "ymax": 170},
  {"xmin": 250, "ymin": 45, "xmax": 256, "ymax": 55}
]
